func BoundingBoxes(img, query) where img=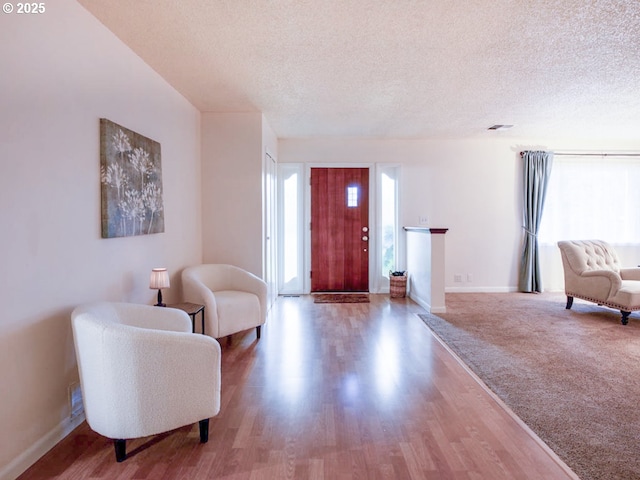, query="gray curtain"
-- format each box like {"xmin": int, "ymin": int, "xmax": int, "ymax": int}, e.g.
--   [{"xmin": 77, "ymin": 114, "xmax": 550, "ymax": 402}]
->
[{"xmin": 518, "ymin": 150, "xmax": 553, "ymax": 293}]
